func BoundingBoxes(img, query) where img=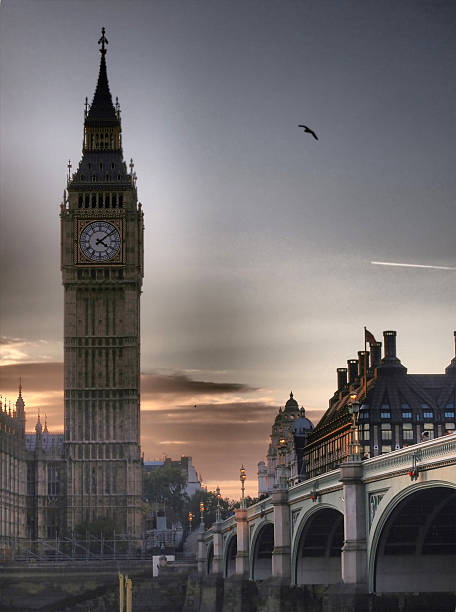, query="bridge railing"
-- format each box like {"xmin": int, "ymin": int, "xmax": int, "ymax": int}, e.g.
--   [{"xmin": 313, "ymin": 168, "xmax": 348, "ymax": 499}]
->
[{"xmin": 362, "ymin": 433, "xmax": 456, "ymax": 479}]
